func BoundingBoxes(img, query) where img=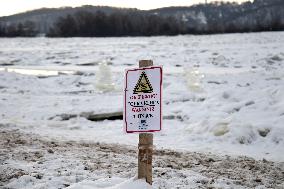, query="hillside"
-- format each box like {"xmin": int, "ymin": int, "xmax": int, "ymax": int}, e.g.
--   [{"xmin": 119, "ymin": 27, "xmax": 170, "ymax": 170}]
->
[
  {"xmin": 0, "ymin": 6, "xmax": 139, "ymax": 34},
  {"xmin": 151, "ymin": 0, "xmax": 284, "ymax": 33},
  {"xmin": 0, "ymin": 0, "xmax": 283, "ymax": 36}
]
